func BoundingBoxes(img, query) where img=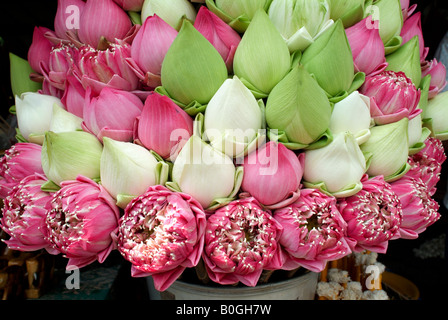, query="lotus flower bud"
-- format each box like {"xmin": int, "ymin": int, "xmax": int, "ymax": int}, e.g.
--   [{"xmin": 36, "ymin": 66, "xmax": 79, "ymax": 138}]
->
[
  {"xmin": 82, "ymin": 87, "xmax": 143, "ymax": 142},
  {"xmin": 386, "ymin": 36, "xmax": 422, "ymax": 87},
  {"xmin": 156, "ymin": 20, "xmax": 227, "ymax": 115},
  {"xmin": 100, "ymin": 137, "xmax": 169, "ymax": 208},
  {"xmin": 360, "ymin": 70, "xmax": 421, "ymax": 125},
  {"xmin": 329, "ymin": 91, "xmax": 372, "ymax": 145},
  {"xmin": 203, "ymin": 197, "xmax": 283, "ymax": 286},
  {"xmin": 194, "ymin": 6, "xmax": 241, "ymax": 72},
  {"xmin": 168, "ymin": 134, "xmax": 242, "ymax": 210},
  {"xmin": 27, "ymin": 27, "xmax": 53, "ymax": 75},
  {"xmin": 114, "ymin": 0, "xmax": 144, "ymax": 11},
  {"xmin": 327, "ymin": 0, "xmax": 365, "ymax": 28},
  {"xmin": 301, "ymin": 20, "xmax": 363, "ymax": 99},
  {"xmin": 241, "ymin": 141, "xmax": 304, "ymax": 208},
  {"xmin": 421, "ymin": 59, "xmax": 447, "ymax": 99},
  {"xmin": 205, "ymin": 0, "xmax": 272, "ymax": 33},
  {"xmin": 54, "ymin": 0, "xmax": 86, "ymax": 40},
  {"xmin": 373, "ymin": 0, "xmax": 403, "ymax": 49},
  {"xmin": 15, "ymin": 92, "xmax": 64, "ymax": 144},
  {"xmin": 61, "ymin": 75, "xmax": 86, "ymax": 118},
  {"xmin": 78, "ymin": 0, "xmax": 132, "ymax": 49},
  {"xmin": 268, "ymin": 0, "xmax": 334, "ymax": 52},
  {"xmin": 303, "ymin": 132, "xmax": 367, "ymax": 197},
  {"xmin": 203, "ymin": 76, "xmax": 265, "ymax": 158},
  {"xmin": 41, "ymin": 131, "xmax": 103, "ymax": 186},
  {"xmin": 345, "ymin": 17, "xmax": 388, "ymax": 76},
  {"xmin": 400, "ymin": 12, "xmax": 429, "ymax": 62},
  {"xmin": 0, "ymin": 174, "xmax": 52, "ymax": 251},
  {"xmin": 360, "ymin": 117, "xmax": 410, "ymax": 181},
  {"xmin": 128, "ymin": 15, "xmax": 178, "ymax": 88},
  {"xmin": 141, "ymin": 0, "xmax": 197, "ymax": 30},
  {"xmin": 233, "ymin": 9, "xmax": 290, "ymax": 99},
  {"xmin": 423, "ymin": 91, "xmax": 448, "ymax": 141},
  {"xmin": 265, "ymin": 65, "xmax": 332, "ymax": 150},
  {"xmin": 44, "ymin": 176, "xmax": 120, "ymax": 269}
]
